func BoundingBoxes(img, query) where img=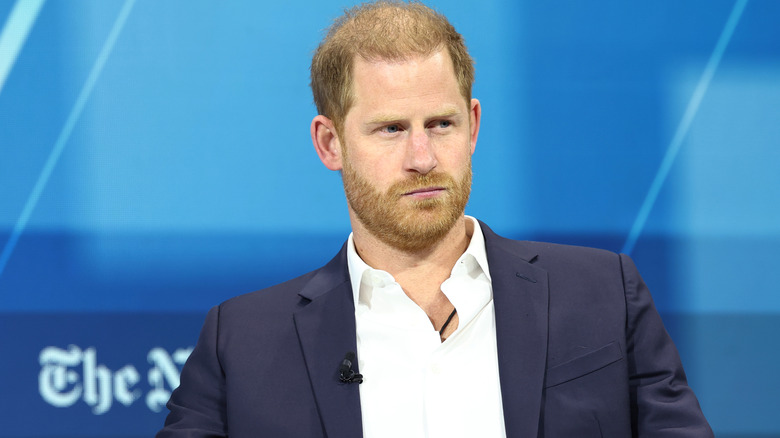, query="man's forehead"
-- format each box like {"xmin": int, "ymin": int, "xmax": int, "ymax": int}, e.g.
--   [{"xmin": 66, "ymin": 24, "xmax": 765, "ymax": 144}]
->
[
  {"xmin": 342, "ymin": 49, "xmax": 467, "ymax": 124},
  {"xmin": 350, "ymin": 51, "xmax": 458, "ymax": 96}
]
